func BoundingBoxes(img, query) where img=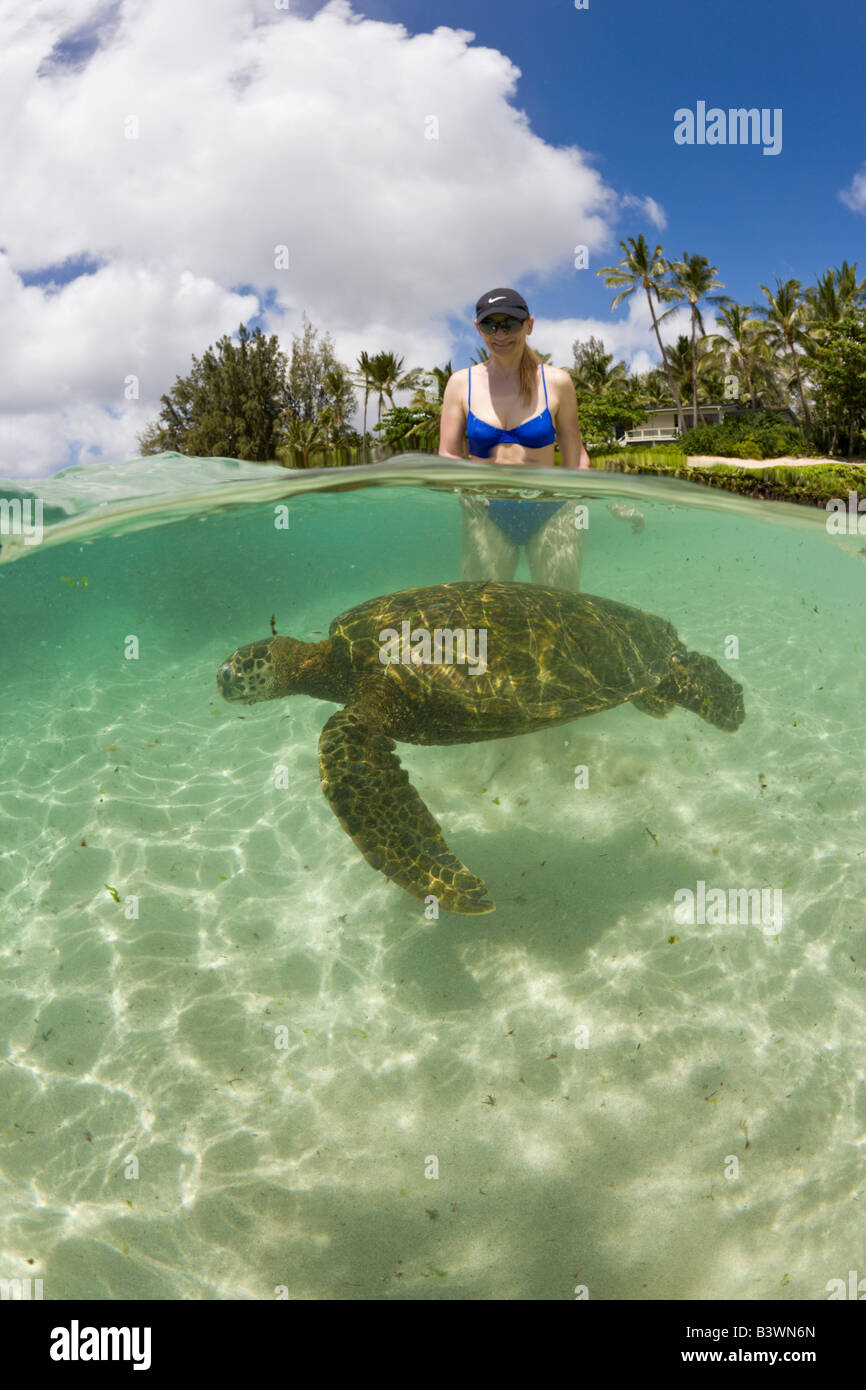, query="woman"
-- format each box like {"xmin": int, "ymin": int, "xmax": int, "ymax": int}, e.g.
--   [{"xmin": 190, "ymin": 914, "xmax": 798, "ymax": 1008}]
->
[{"xmin": 438, "ymin": 287, "xmax": 591, "ymax": 589}]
